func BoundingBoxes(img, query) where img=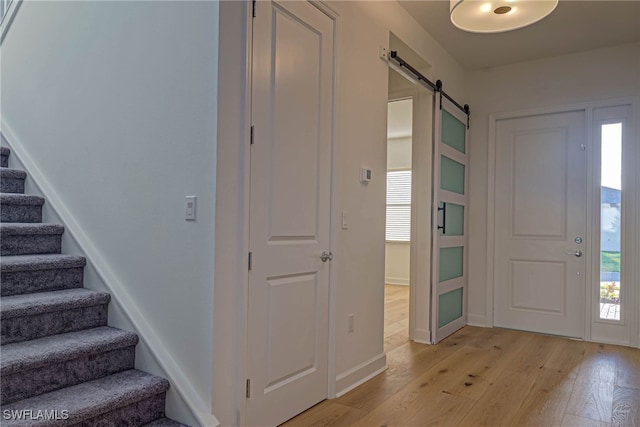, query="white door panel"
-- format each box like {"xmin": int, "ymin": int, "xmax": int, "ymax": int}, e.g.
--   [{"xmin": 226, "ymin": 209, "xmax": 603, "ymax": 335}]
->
[
  {"xmin": 248, "ymin": 1, "xmax": 334, "ymax": 425},
  {"xmin": 494, "ymin": 111, "xmax": 586, "ymax": 338}
]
